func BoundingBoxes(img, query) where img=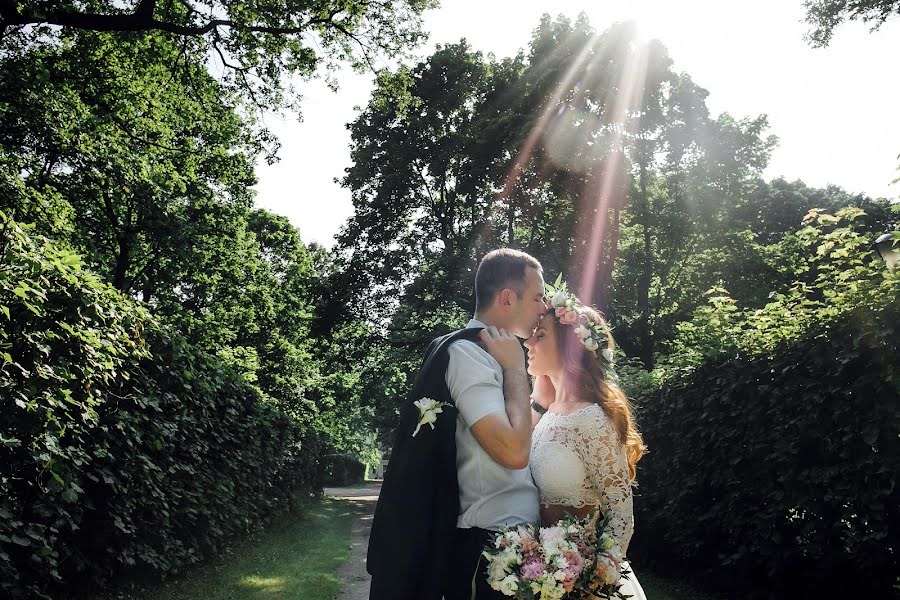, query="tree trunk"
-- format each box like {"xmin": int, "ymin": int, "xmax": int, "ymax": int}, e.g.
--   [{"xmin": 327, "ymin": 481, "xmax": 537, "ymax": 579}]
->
[
  {"xmin": 637, "ymin": 161, "xmax": 653, "ymax": 370},
  {"xmin": 112, "ymin": 234, "xmax": 130, "ymax": 291},
  {"xmin": 595, "ymin": 202, "xmax": 621, "ymax": 315},
  {"xmin": 592, "ymin": 156, "xmax": 625, "ymax": 314}
]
